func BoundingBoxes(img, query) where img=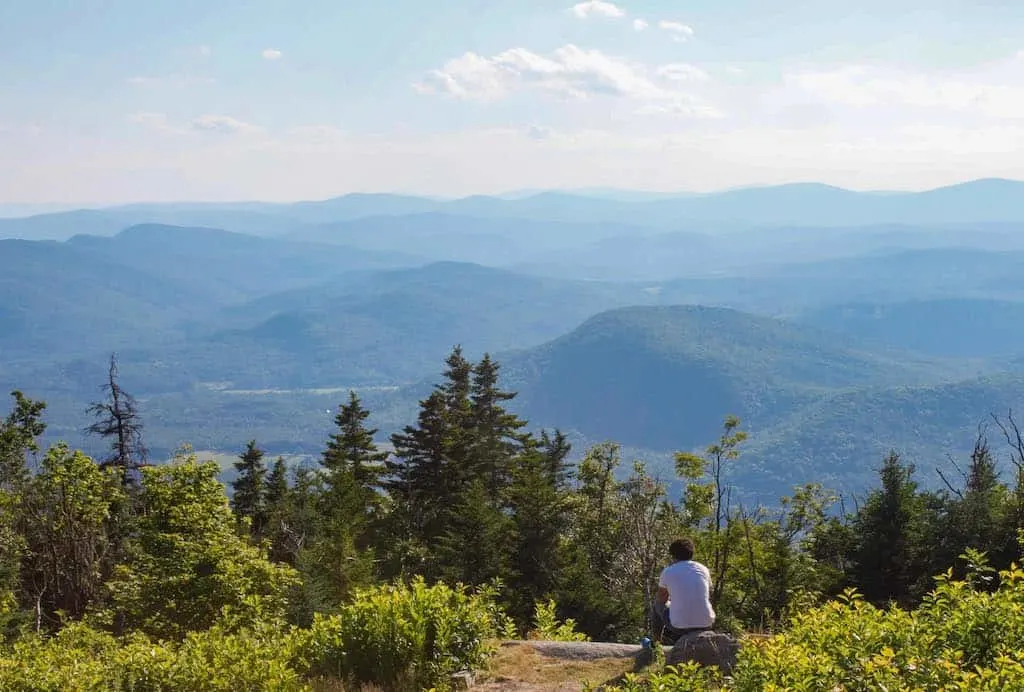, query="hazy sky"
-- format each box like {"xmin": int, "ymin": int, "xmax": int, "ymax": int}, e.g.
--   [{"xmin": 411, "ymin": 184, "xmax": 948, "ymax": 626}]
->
[{"xmin": 2, "ymin": 0, "xmax": 1023, "ymax": 203}]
